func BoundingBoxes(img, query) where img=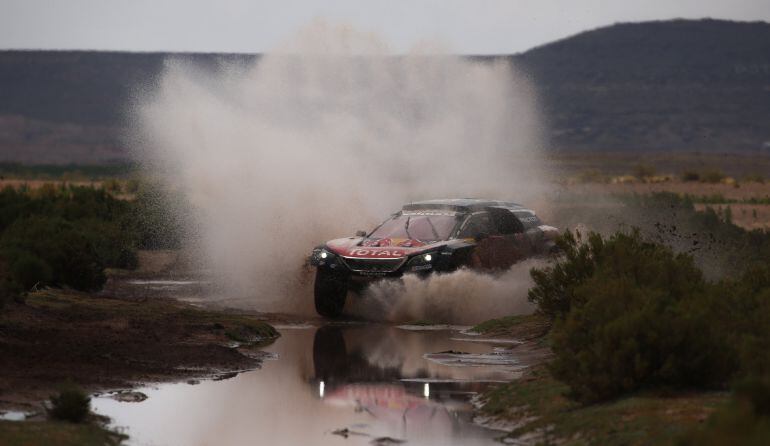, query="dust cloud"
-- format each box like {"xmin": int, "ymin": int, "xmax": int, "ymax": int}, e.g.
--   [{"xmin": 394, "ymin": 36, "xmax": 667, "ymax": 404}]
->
[{"xmin": 132, "ymin": 21, "xmax": 548, "ymax": 316}]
